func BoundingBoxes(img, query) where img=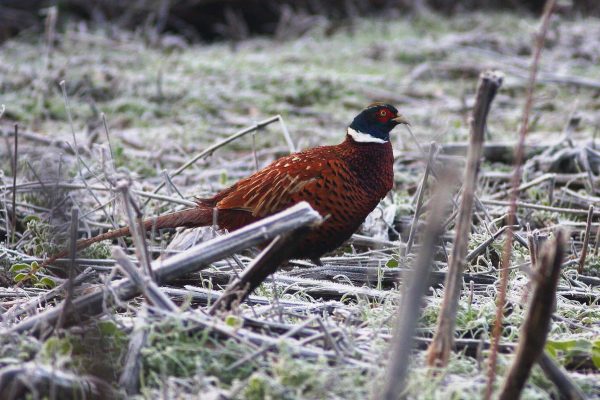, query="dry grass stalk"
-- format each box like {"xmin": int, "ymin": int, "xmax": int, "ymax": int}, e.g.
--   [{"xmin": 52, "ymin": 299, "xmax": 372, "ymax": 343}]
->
[
  {"xmin": 498, "ymin": 230, "xmax": 565, "ymax": 400},
  {"xmin": 118, "ymin": 307, "xmax": 150, "ymax": 395},
  {"xmin": 577, "ymin": 205, "xmax": 594, "ymax": 274},
  {"xmin": 147, "ymin": 115, "xmax": 282, "ymax": 201},
  {"xmin": 376, "ymin": 178, "xmax": 452, "ymax": 400},
  {"xmin": 10, "ymin": 124, "xmax": 18, "ymax": 246},
  {"xmin": 427, "ymin": 70, "xmax": 503, "ymax": 368},
  {"xmin": 117, "ymin": 181, "xmax": 154, "ymax": 279},
  {"xmin": 486, "ymin": 1, "xmax": 557, "ymax": 398},
  {"xmin": 405, "ymin": 142, "xmax": 437, "ymax": 255},
  {"xmin": 55, "ymin": 208, "xmax": 79, "ymax": 331},
  {"xmin": 112, "ymin": 247, "xmax": 177, "ymax": 312}
]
